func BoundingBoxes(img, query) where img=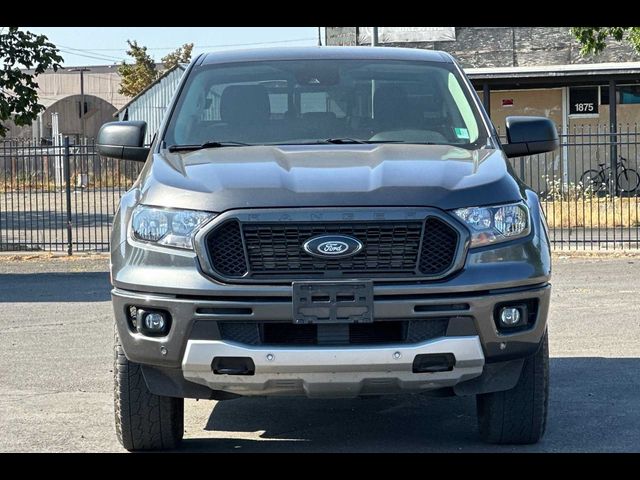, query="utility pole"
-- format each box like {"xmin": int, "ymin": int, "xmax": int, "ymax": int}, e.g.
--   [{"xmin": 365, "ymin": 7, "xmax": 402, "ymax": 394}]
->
[
  {"xmin": 70, "ymin": 68, "xmax": 90, "ymax": 142},
  {"xmin": 317, "ymin": 27, "xmax": 322, "ymax": 46},
  {"xmin": 372, "ymin": 27, "xmax": 379, "ymax": 46}
]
